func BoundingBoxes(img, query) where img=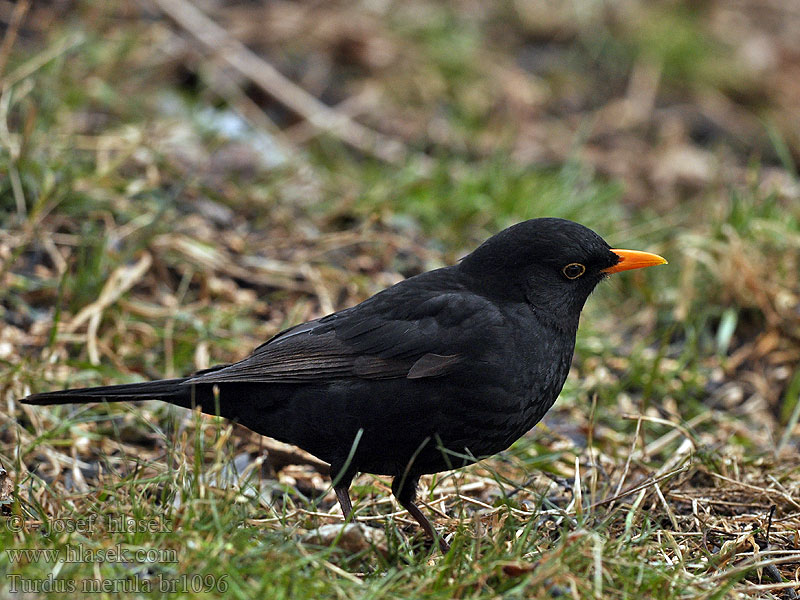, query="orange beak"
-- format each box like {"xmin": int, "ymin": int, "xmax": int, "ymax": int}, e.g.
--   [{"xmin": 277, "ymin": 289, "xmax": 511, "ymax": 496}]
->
[{"xmin": 602, "ymin": 249, "xmax": 668, "ymax": 274}]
